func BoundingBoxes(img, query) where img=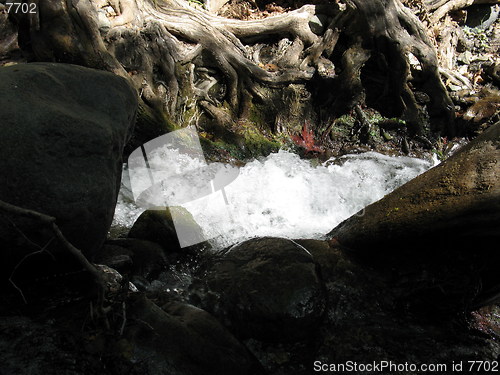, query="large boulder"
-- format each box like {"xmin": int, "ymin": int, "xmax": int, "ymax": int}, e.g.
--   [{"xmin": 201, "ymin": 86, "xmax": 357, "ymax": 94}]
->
[
  {"xmin": 0, "ymin": 63, "xmax": 137, "ymax": 273},
  {"xmin": 329, "ymin": 122, "xmax": 500, "ymax": 306},
  {"xmin": 200, "ymin": 237, "xmax": 326, "ymax": 342},
  {"xmin": 329, "ymin": 122, "xmax": 499, "ymax": 248}
]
